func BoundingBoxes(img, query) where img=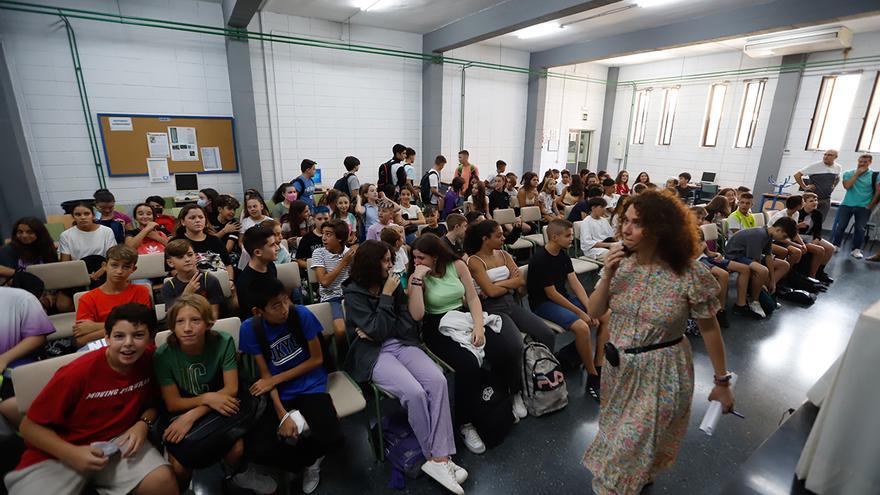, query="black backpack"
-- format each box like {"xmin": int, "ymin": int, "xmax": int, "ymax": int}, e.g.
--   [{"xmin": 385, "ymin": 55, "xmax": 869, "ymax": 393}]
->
[
  {"xmin": 333, "ymin": 172, "xmax": 353, "ymax": 196},
  {"xmin": 420, "ymin": 170, "xmax": 438, "ymax": 204},
  {"xmin": 471, "ymin": 367, "xmax": 514, "ymax": 448},
  {"xmin": 377, "ymin": 159, "xmax": 394, "ymax": 189}
]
